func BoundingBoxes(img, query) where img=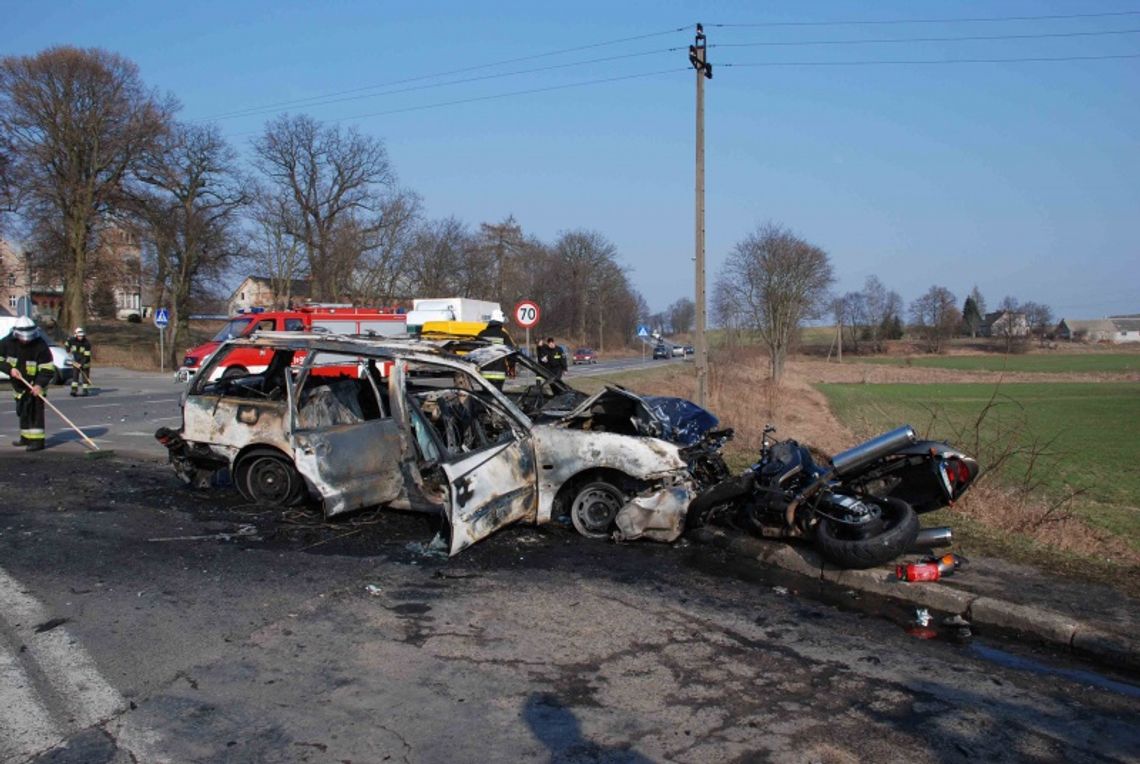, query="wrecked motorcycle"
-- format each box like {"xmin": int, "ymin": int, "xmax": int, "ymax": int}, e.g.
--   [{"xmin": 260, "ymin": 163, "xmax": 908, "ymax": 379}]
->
[{"xmin": 686, "ymin": 425, "xmax": 979, "ymax": 569}]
